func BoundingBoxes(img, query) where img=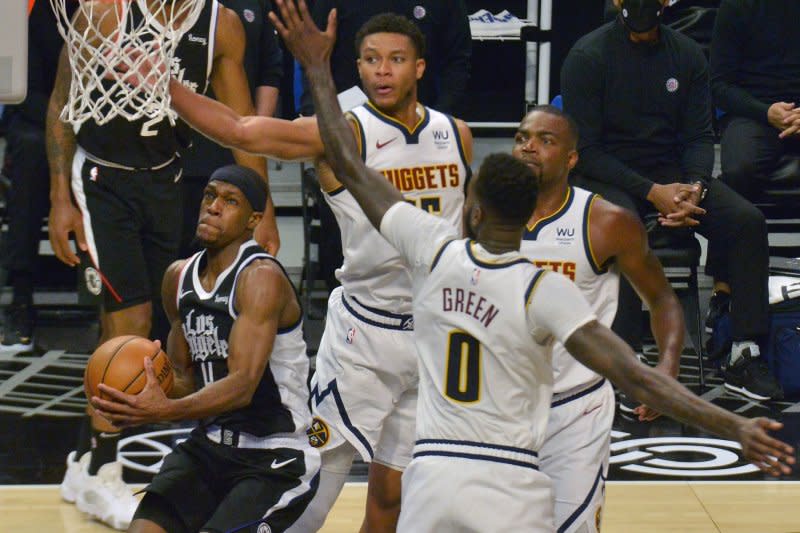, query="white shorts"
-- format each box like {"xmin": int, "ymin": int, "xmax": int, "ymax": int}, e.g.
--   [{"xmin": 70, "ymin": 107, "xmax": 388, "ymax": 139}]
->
[
  {"xmin": 398, "ymin": 448, "xmax": 554, "ymax": 533},
  {"xmin": 540, "ymin": 379, "xmax": 614, "ymax": 533},
  {"xmin": 309, "ymin": 287, "xmax": 418, "ymax": 468}
]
